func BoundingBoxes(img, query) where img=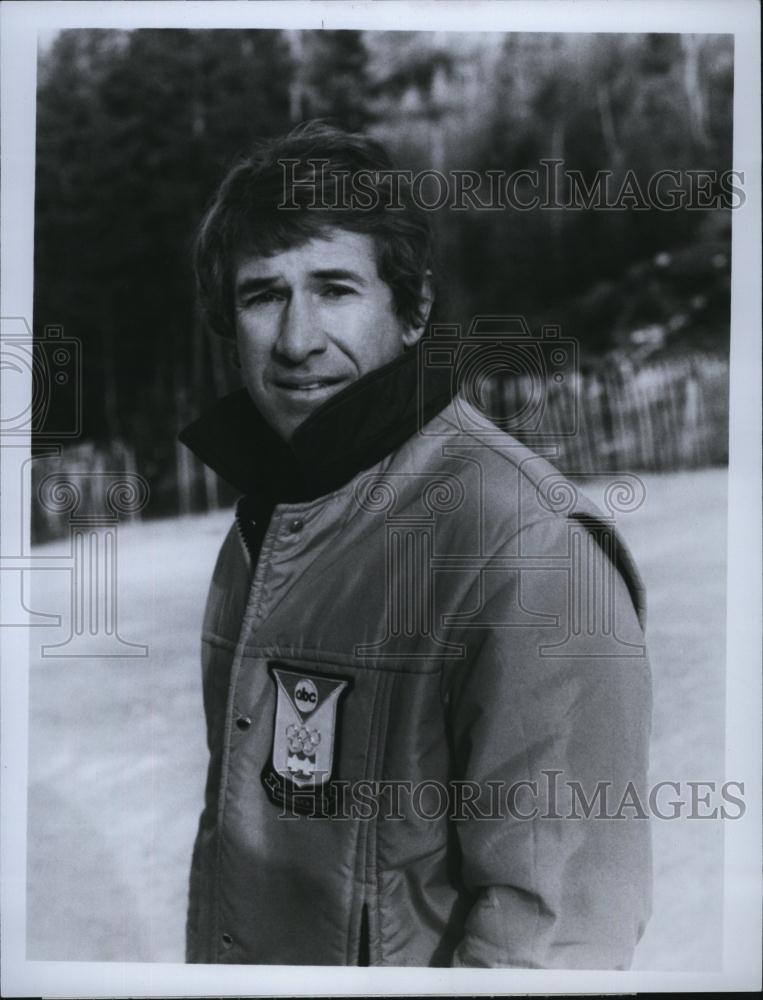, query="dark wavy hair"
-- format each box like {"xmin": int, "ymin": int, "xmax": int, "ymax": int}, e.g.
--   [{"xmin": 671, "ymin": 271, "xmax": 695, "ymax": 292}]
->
[{"xmin": 194, "ymin": 120, "xmax": 436, "ymax": 341}]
